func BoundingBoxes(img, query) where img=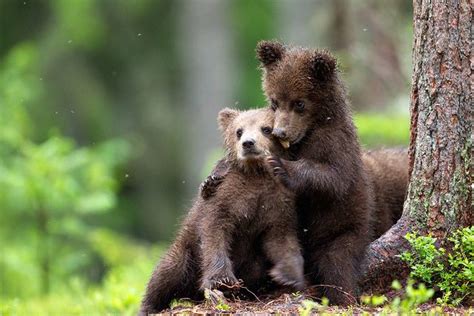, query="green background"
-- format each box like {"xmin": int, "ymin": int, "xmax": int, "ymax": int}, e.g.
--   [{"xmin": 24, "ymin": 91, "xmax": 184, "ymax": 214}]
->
[{"xmin": 0, "ymin": 0, "xmax": 411, "ymax": 314}]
